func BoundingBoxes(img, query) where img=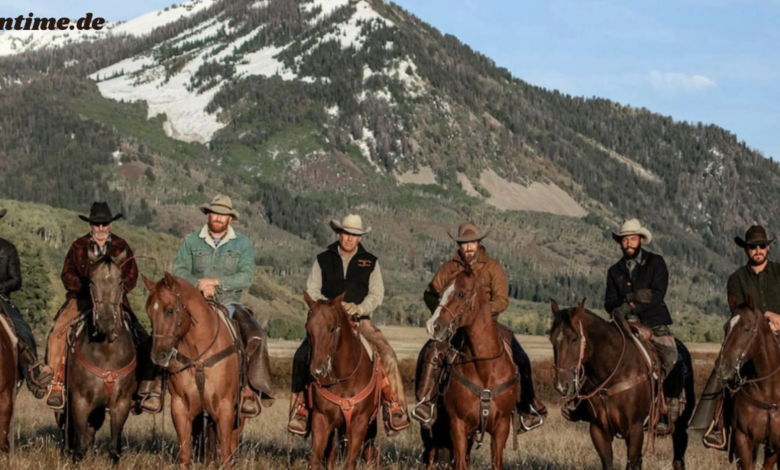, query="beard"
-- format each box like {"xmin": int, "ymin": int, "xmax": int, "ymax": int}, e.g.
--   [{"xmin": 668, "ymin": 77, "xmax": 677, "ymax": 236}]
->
[
  {"xmin": 92, "ymin": 228, "xmax": 109, "ymax": 242},
  {"xmin": 622, "ymin": 245, "xmax": 641, "ymax": 260},
  {"xmin": 461, "ymin": 249, "xmax": 478, "ymax": 262},
  {"xmin": 208, "ymin": 219, "xmax": 228, "ymax": 234},
  {"xmin": 749, "ymin": 253, "xmax": 767, "ymax": 266}
]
